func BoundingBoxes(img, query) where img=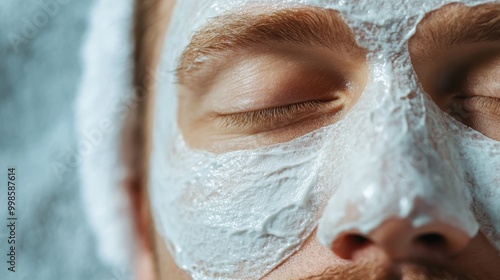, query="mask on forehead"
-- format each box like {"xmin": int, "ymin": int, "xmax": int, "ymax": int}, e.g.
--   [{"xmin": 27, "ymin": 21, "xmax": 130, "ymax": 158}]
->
[{"xmin": 150, "ymin": 0, "xmax": 500, "ymax": 279}]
